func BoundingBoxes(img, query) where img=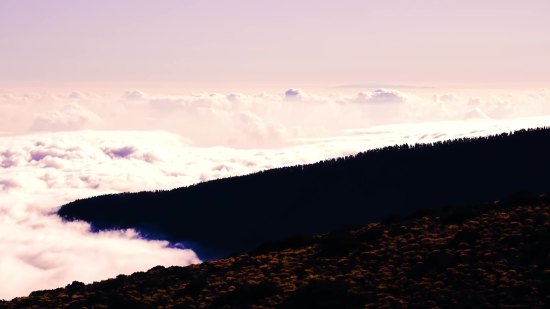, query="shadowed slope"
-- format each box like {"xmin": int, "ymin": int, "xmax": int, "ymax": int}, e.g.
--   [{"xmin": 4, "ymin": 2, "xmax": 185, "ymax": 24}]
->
[
  {"xmin": 5, "ymin": 191, "xmax": 550, "ymax": 308},
  {"xmin": 58, "ymin": 127, "xmax": 550, "ymax": 259}
]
